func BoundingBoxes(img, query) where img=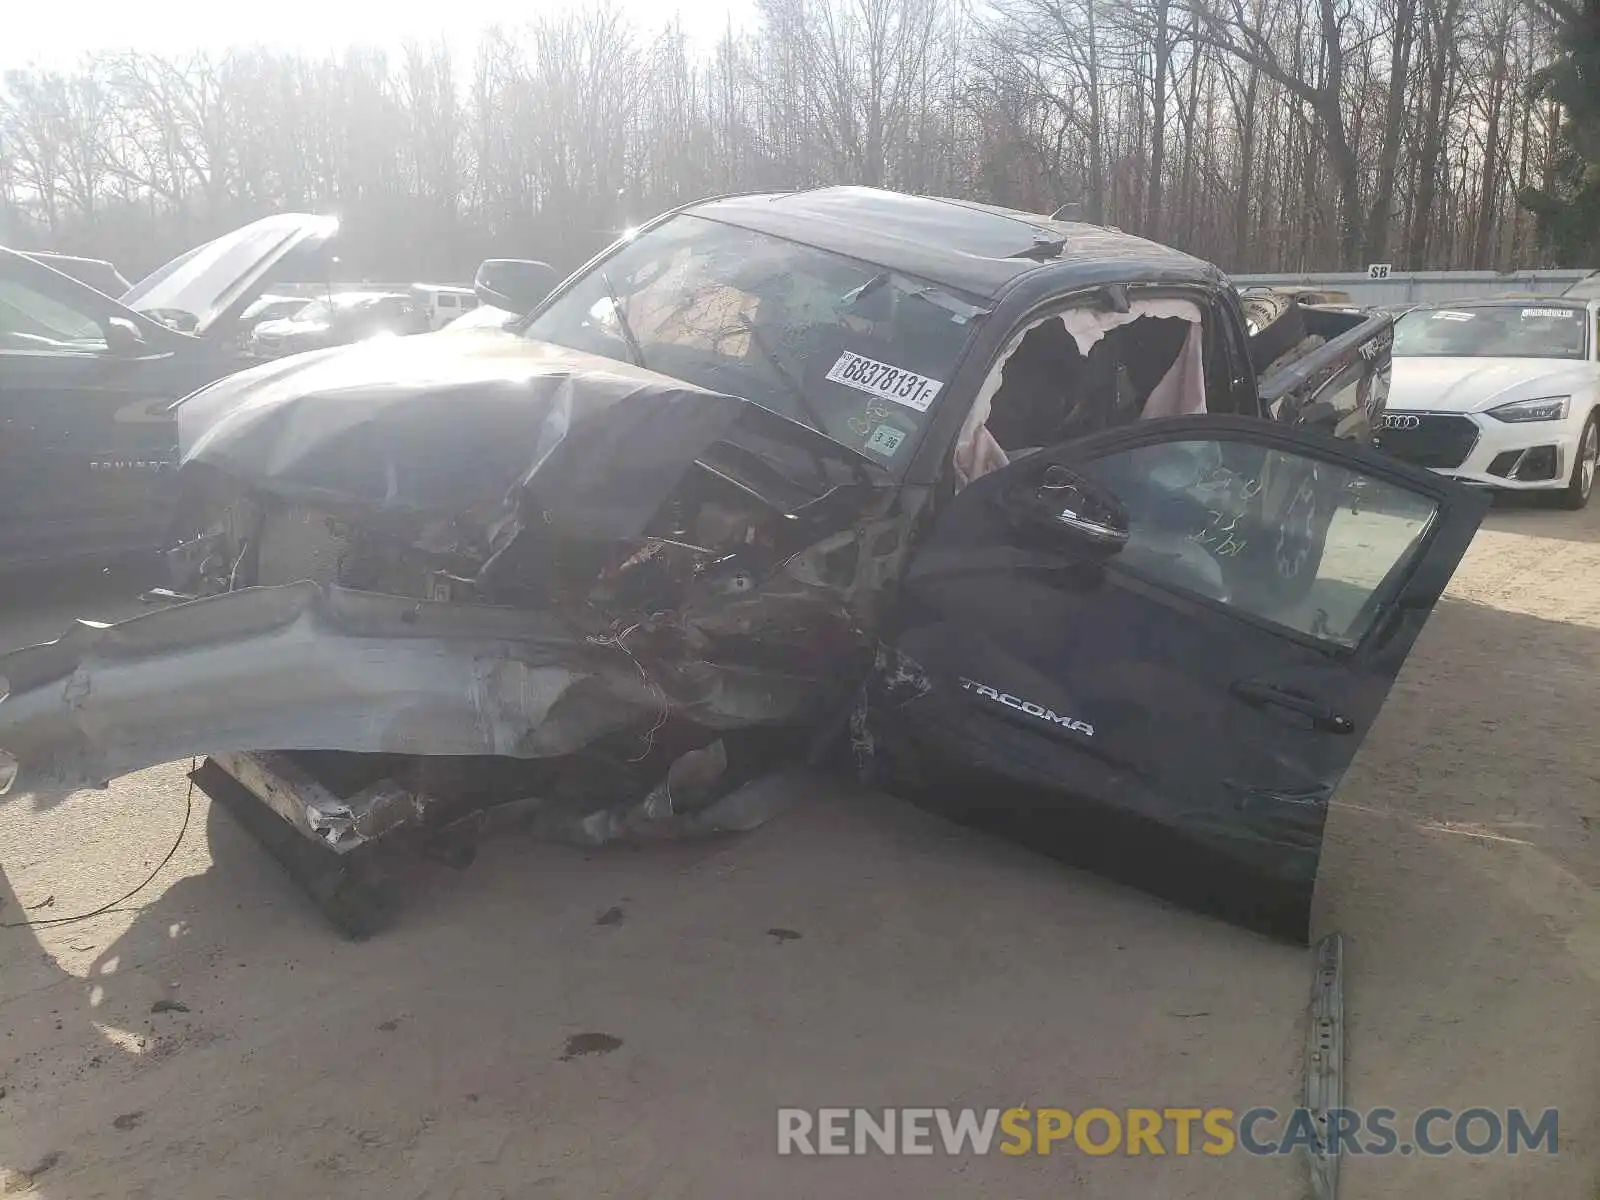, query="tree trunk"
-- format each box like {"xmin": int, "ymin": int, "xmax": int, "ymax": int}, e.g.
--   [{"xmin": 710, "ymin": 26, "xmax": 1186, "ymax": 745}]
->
[
  {"xmin": 1472, "ymin": 33, "xmax": 1509, "ymax": 269},
  {"xmin": 1363, "ymin": 0, "xmax": 1417, "ymax": 261},
  {"xmin": 1146, "ymin": 0, "xmax": 1173, "ymax": 239},
  {"xmin": 1234, "ymin": 65, "xmax": 1260, "ymax": 268},
  {"xmin": 1085, "ymin": 0, "xmax": 1107, "ymax": 224}
]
